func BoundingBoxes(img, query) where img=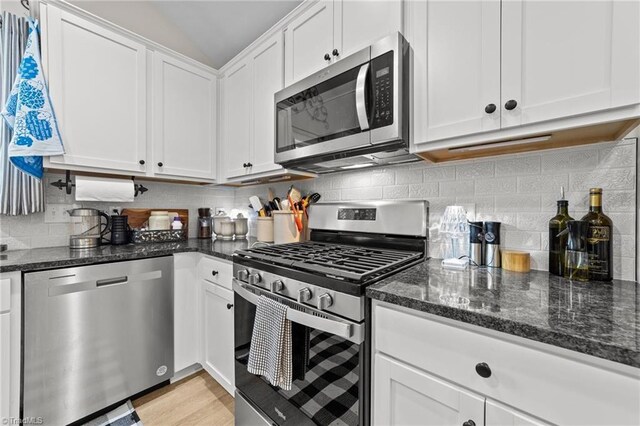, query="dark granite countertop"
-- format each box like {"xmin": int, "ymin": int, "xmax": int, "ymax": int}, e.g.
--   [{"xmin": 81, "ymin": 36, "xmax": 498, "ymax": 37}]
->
[
  {"xmin": 367, "ymin": 258, "xmax": 640, "ymax": 368},
  {"xmin": 0, "ymin": 237, "xmax": 258, "ymax": 273}
]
